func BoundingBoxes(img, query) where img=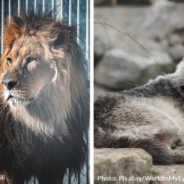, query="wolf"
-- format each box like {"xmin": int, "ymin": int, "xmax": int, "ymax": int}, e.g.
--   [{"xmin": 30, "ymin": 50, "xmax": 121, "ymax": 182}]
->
[{"xmin": 95, "ymin": 60, "xmax": 184, "ymax": 164}]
